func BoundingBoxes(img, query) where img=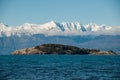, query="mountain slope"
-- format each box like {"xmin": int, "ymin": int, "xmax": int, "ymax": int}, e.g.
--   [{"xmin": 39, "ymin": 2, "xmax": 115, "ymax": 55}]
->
[
  {"xmin": 0, "ymin": 21, "xmax": 120, "ymax": 37},
  {"xmin": 0, "ymin": 21, "xmax": 120, "ymax": 54},
  {"xmin": 0, "ymin": 35, "xmax": 120, "ymax": 55}
]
